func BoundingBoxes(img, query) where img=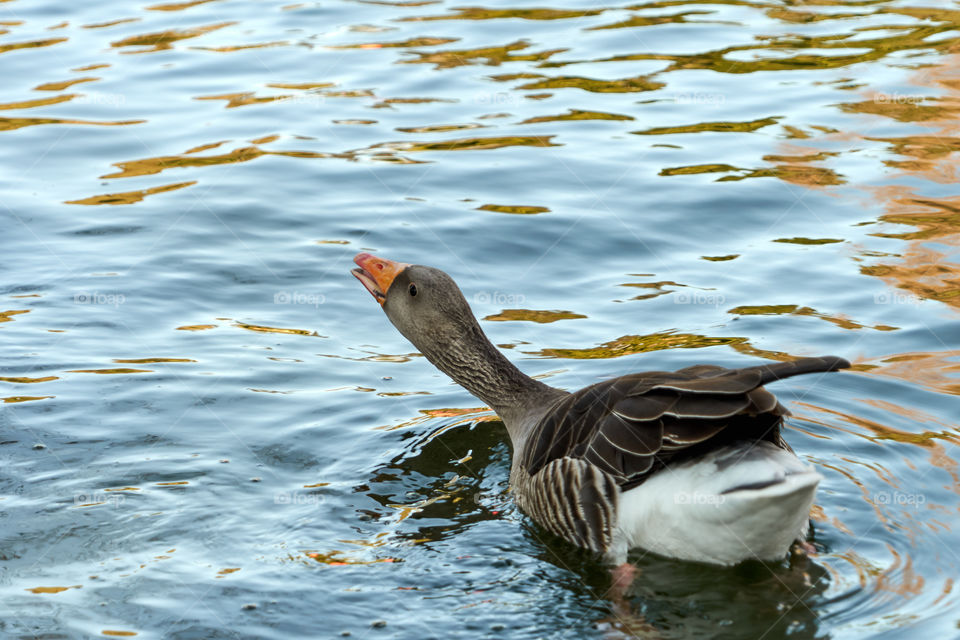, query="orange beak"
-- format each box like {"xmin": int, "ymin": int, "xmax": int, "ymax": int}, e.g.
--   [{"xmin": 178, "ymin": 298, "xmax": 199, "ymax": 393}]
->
[{"xmin": 352, "ymin": 253, "xmax": 410, "ymax": 305}]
